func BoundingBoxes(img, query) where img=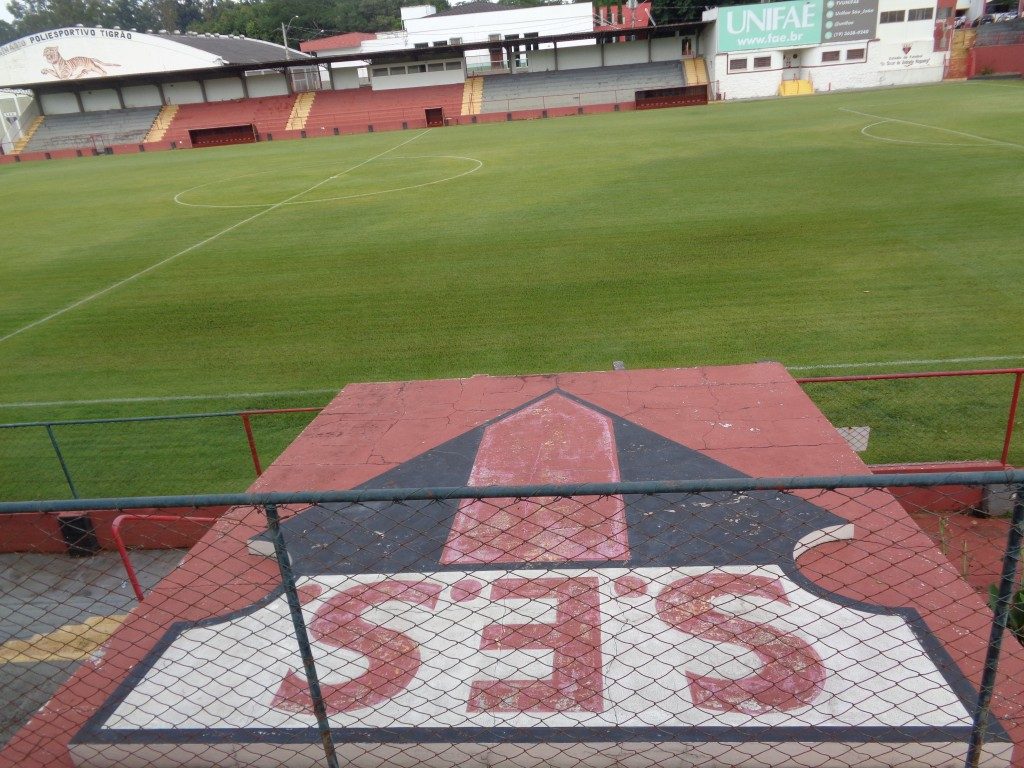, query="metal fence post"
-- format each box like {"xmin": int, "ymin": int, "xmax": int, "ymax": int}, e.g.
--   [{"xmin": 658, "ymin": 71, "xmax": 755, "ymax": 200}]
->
[
  {"xmin": 45, "ymin": 424, "xmax": 78, "ymax": 498},
  {"xmin": 964, "ymin": 482, "xmax": 1024, "ymax": 768},
  {"xmin": 1000, "ymin": 372, "xmax": 1022, "ymax": 465},
  {"xmin": 263, "ymin": 503, "xmax": 340, "ymax": 768}
]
